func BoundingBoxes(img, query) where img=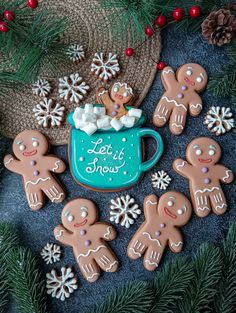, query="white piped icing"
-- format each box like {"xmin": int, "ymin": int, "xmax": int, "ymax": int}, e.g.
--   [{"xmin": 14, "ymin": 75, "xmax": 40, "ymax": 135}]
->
[
  {"xmin": 25, "ymin": 177, "xmax": 51, "ymax": 189},
  {"xmin": 129, "ymin": 248, "xmax": 141, "ymax": 257},
  {"xmin": 194, "ymin": 187, "xmax": 220, "ymax": 195},
  {"xmin": 104, "ymin": 226, "xmax": 112, "ymax": 239},
  {"xmin": 142, "ymin": 232, "xmax": 162, "ymax": 247},
  {"xmin": 222, "ymin": 170, "xmax": 232, "ymax": 182},
  {"xmin": 176, "ymin": 161, "xmax": 187, "ymax": 170},
  {"xmin": 4, "ymin": 158, "xmax": 13, "ymax": 166},
  {"xmin": 197, "ymin": 206, "xmax": 210, "ymax": 212},
  {"xmin": 144, "ymin": 260, "xmax": 159, "ymax": 267},
  {"xmin": 162, "ymin": 96, "xmax": 187, "ymax": 111},
  {"xmin": 114, "ymin": 82, "xmax": 133, "ymax": 94},
  {"xmin": 171, "ymin": 123, "xmax": 184, "ymax": 130},
  {"xmin": 55, "ymin": 230, "xmax": 64, "ymax": 239},
  {"xmin": 215, "ymin": 203, "xmax": 227, "ymax": 211},
  {"xmin": 190, "ymin": 103, "xmax": 202, "ymax": 110},
  {"xmin": 52, "ymin": 160, "xmax": 61, "ymax": 172},
  {"xmin": 87, "ymin": 273, "xmax": 99, "ymax": 281},
  {"xmin": 105, "ymin": 261, "xmax": 118, "ymax": 272},
  {"xmin": 146, "ymin": 200, "xmax": 157, "ymax": 205},
  {"xmin": 154, "ymin": 114, "xmax": 167, "ymax": 122},
  {"xmin": 77, "ymin": 245, "xmax": 106, "ymax": 263},
  {"xmin": 162, "ymin": 69, "xmax": 174, "ymax": 74},
  {"xmin": 171, "ymin": 241, "xmax": 183, "ymax": 248}
]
